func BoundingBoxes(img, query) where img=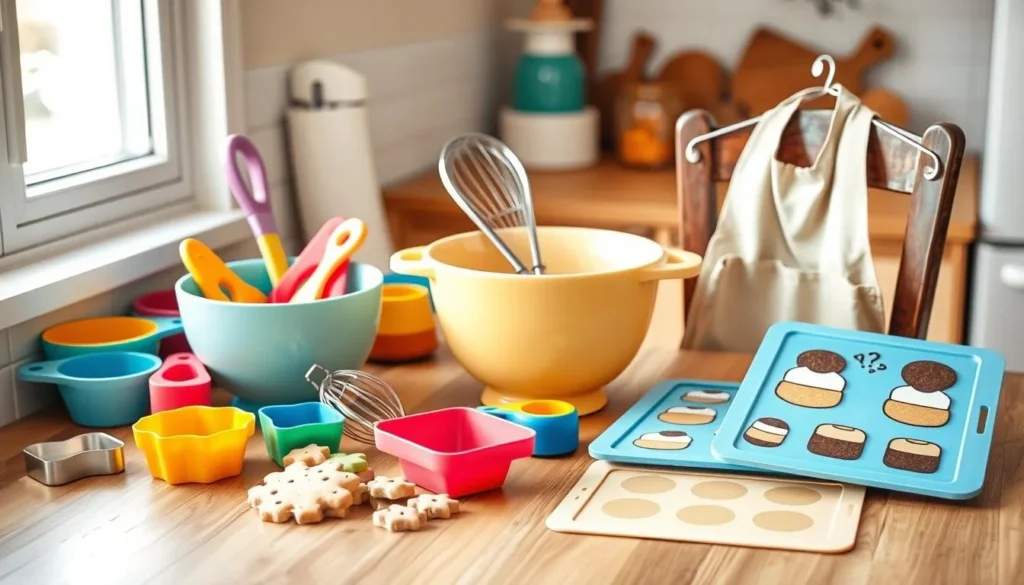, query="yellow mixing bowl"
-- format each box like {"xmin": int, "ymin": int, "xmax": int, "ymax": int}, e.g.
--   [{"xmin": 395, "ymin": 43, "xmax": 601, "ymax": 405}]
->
[{"xmin": 390, "ymin": 226, "xmax": 702, "ymax": 415}]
